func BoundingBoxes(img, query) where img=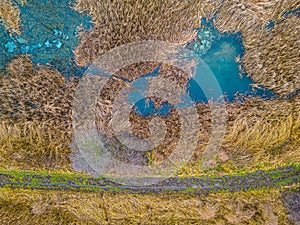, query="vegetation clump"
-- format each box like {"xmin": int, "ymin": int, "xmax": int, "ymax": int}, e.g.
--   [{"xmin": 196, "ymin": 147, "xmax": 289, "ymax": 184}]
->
[
  {"xmin": 0, "ymin": 56, "xmax": 77, "ymax": 170},
  {"xmin": 73, "ymin": 0, "xmax": 222, "ymax": 66},
  {"xmin": 0, "ymin": 1, "xmax": 299, "ymax": 176},
  {"xmin": 214, "ymin": 1, "xmax": 300, "ymax": 95},
  {"xmin": 0, "ymin": 187, "xmax": 295, "ymax": 224},
  {"xmin": 0, "ymin": 0, "xmax": 21, "ymax": 34},
  {"xmin": 242, "ymin": 15, "xmax": 300, "ymax": 95}
]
